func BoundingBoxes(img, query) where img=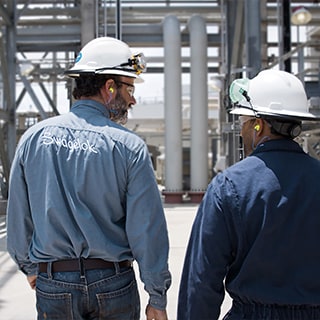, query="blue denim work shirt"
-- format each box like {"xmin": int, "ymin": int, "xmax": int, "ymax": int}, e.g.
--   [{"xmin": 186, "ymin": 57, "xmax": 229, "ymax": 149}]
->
[
  {"xmin": 178, "ymin": 139, "xmax": 320, "ymax": 319},
  {"xmin": 6, "ymin": 100, "xmax": 171, "ymax": 309}
]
